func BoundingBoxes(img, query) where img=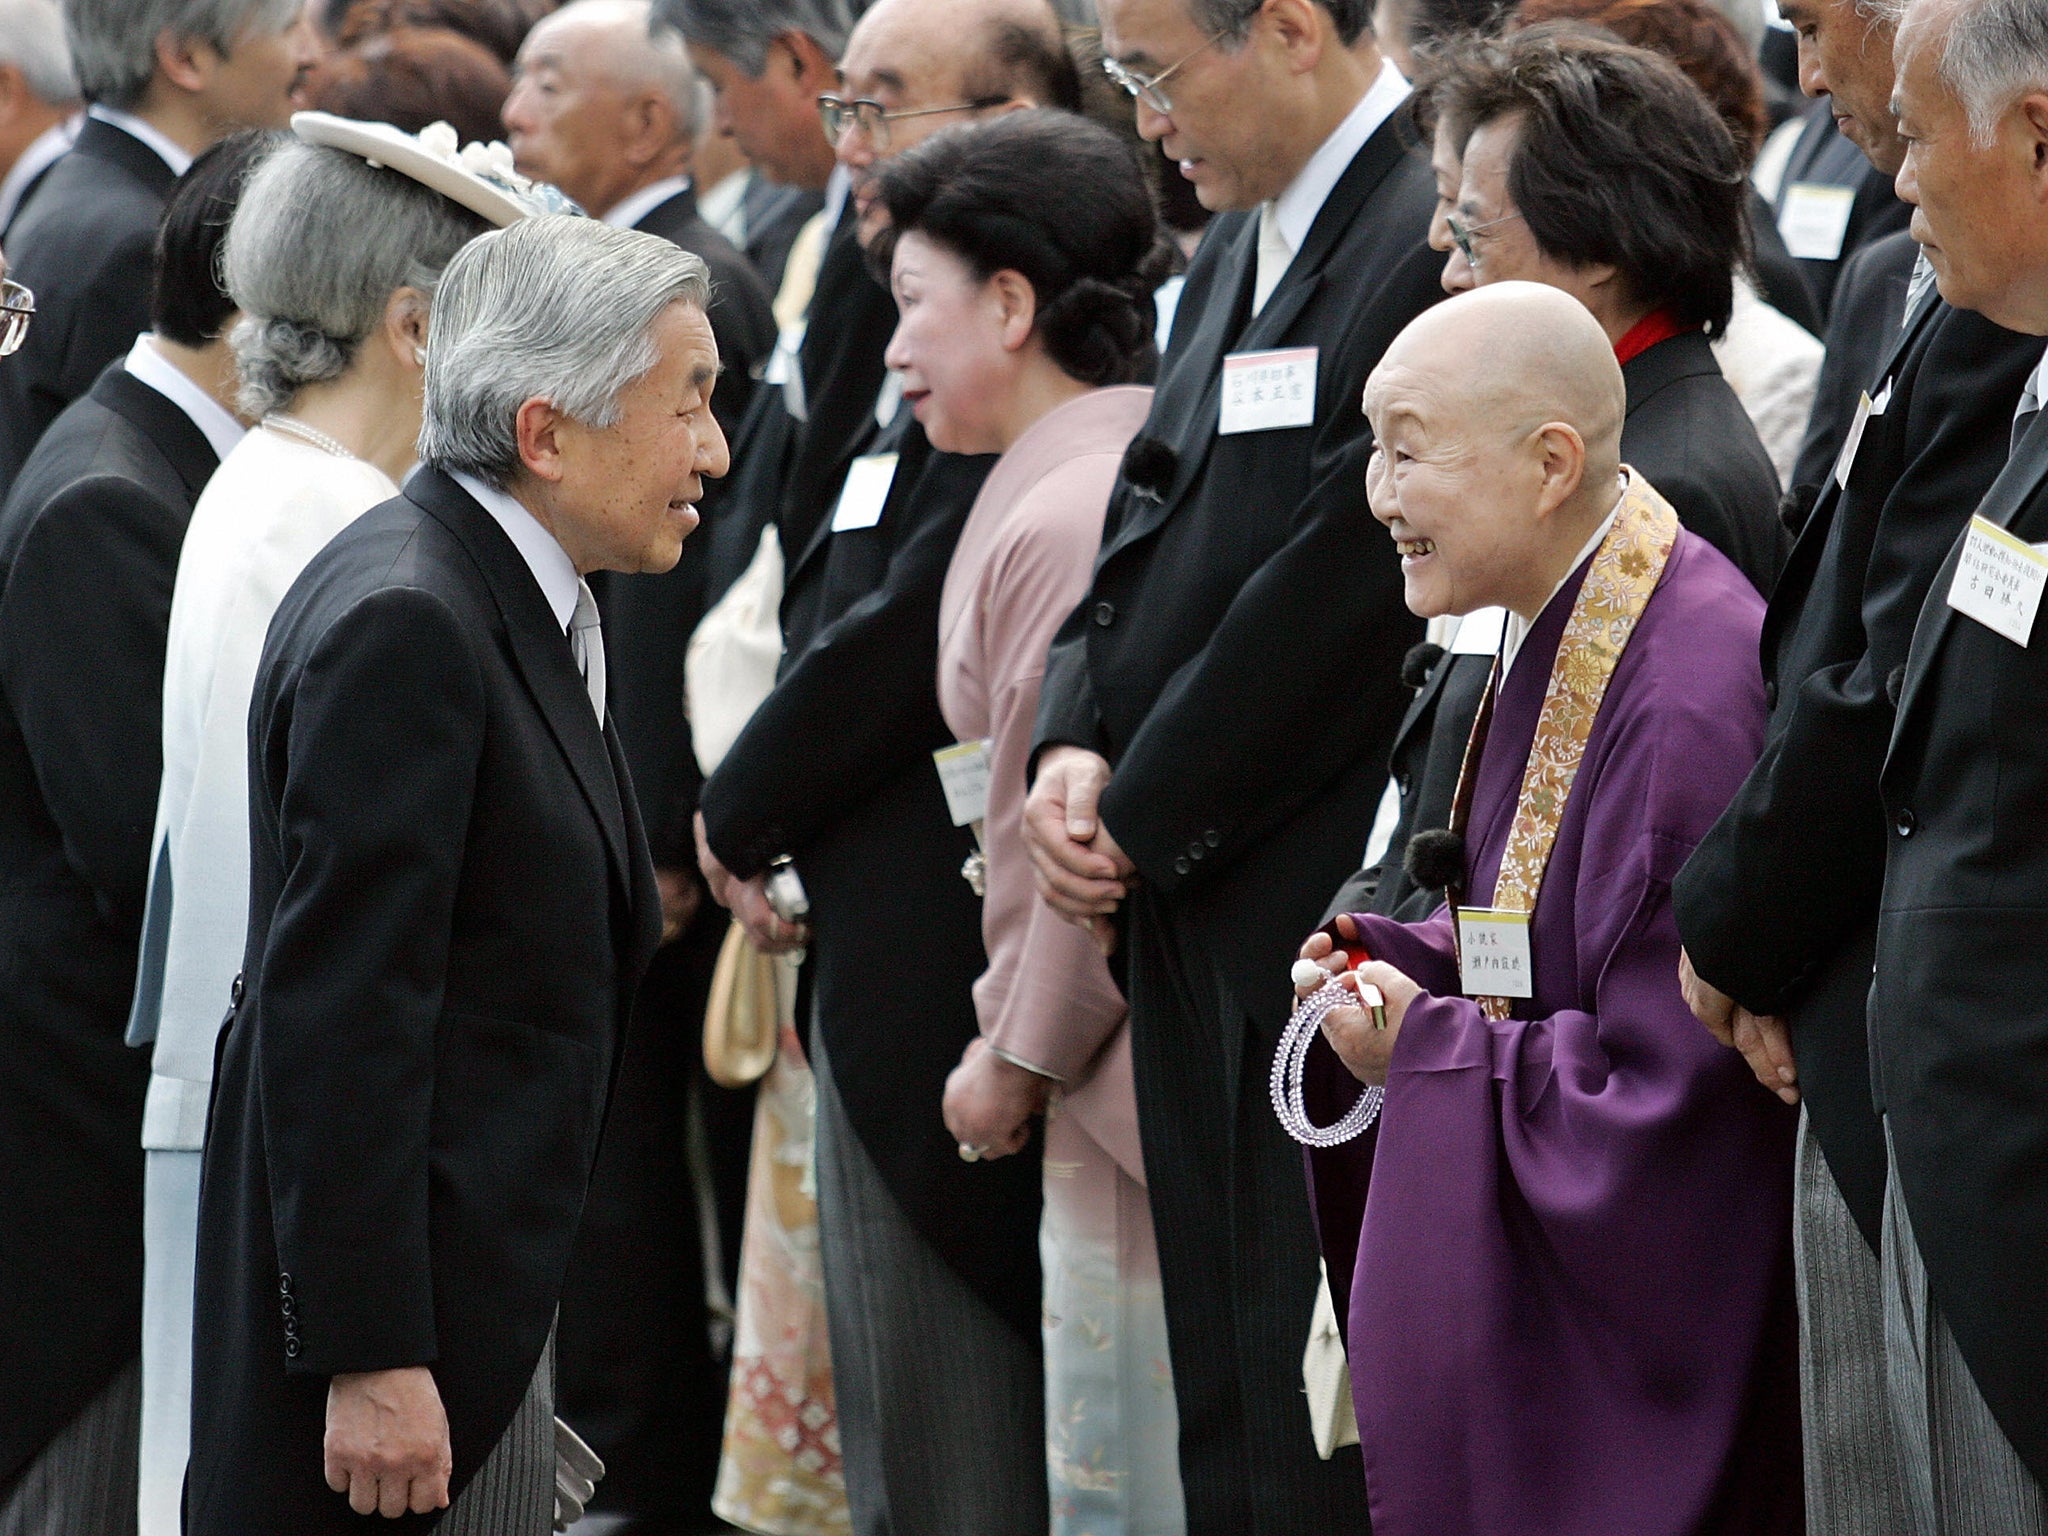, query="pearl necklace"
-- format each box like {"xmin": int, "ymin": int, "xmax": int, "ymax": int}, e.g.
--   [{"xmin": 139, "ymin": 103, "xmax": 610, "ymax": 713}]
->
[{"xmin": 263, "ymin": 413, "xmax": 359, "ymax": 462}]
